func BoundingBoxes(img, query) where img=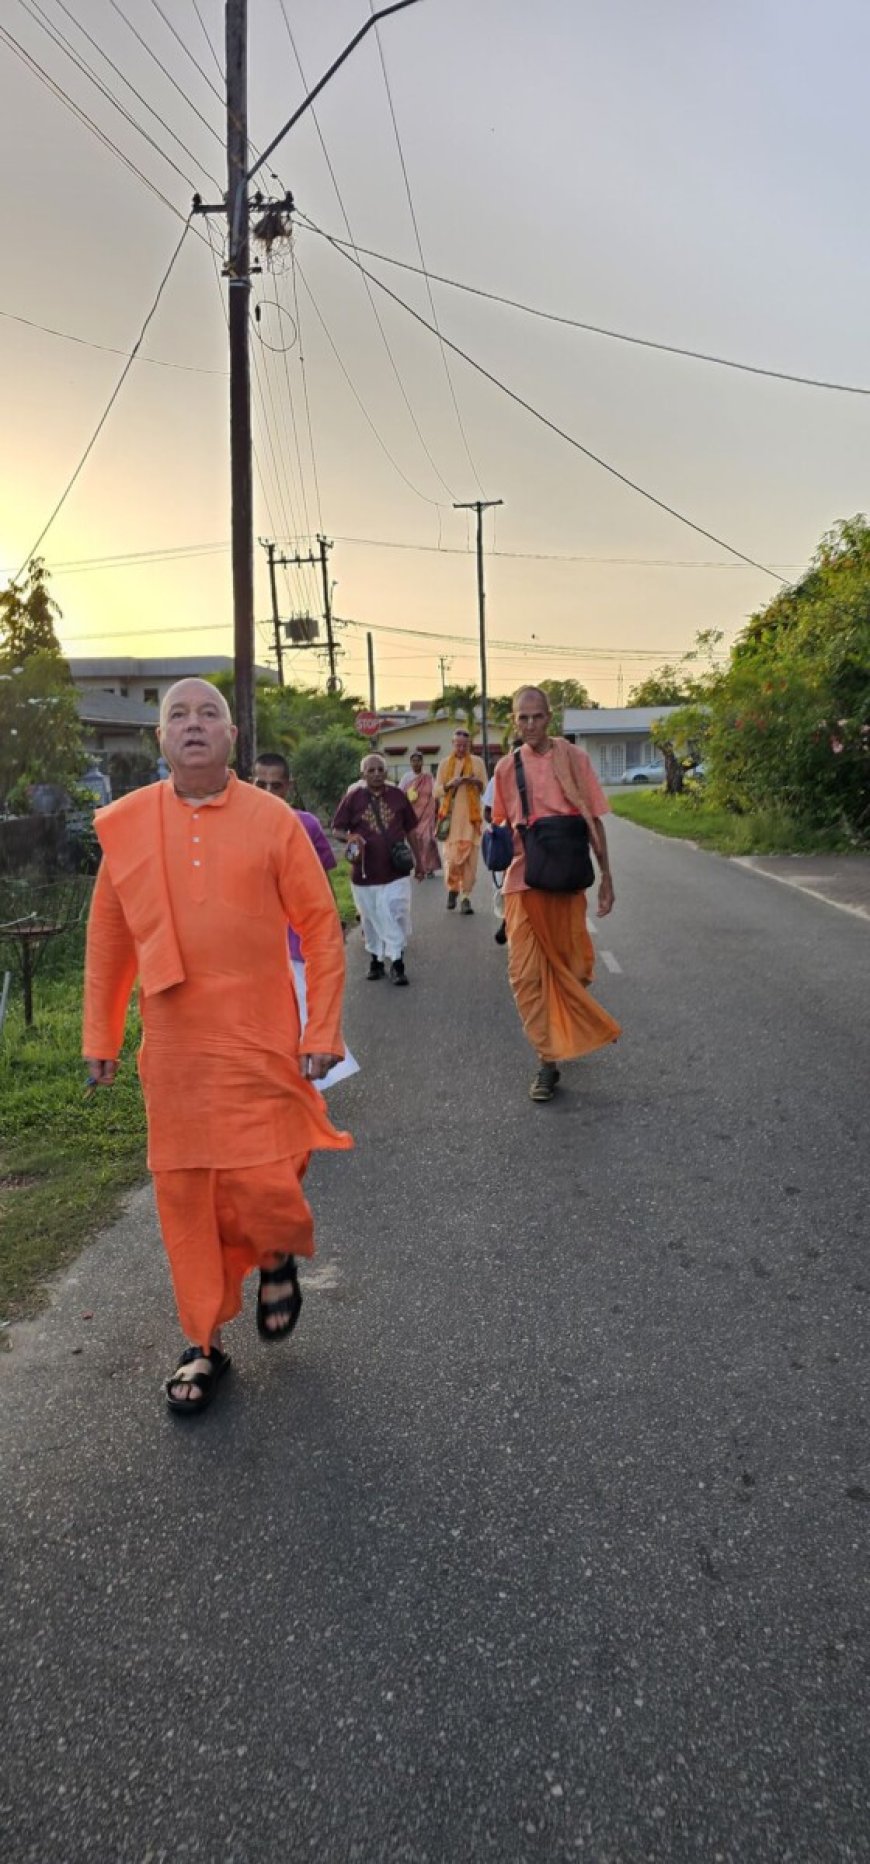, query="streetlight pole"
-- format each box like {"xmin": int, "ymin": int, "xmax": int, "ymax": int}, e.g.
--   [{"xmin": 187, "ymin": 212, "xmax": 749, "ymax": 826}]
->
[
  {"xmin": 454, "ymin": 499, "xmax": 502, "ymax": 770},
  {"xmin": 226, "ymin": 0, "xmax": 255, "ymax": 777}
]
